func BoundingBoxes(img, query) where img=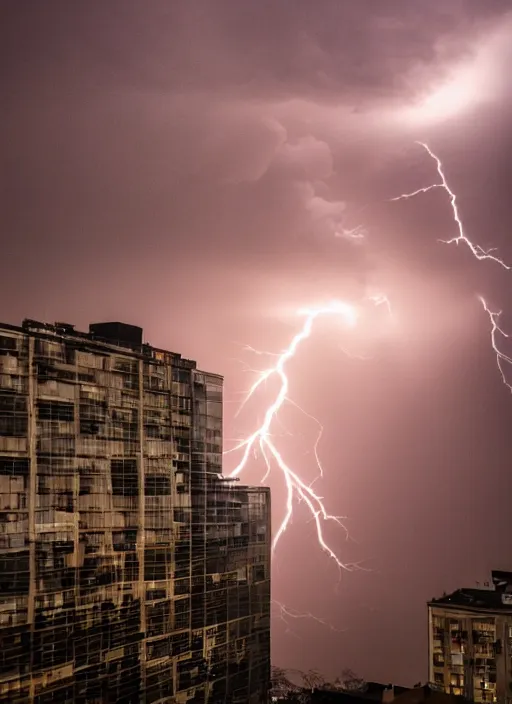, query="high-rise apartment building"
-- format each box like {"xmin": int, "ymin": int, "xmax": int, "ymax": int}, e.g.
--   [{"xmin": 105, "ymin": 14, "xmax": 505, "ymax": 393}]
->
[
  {"xmin": 428, "ymin": 570, "xmax": 512, "ymax": 704},
  {"xmin": 0, "ymin": 319, "xmax": 271, "ymax": 703}
]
